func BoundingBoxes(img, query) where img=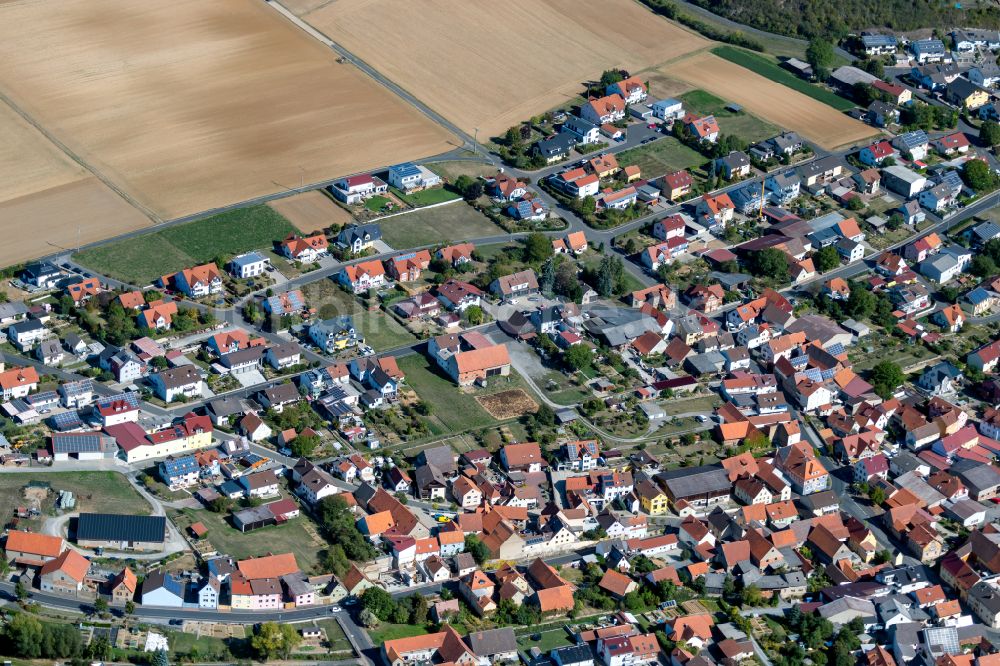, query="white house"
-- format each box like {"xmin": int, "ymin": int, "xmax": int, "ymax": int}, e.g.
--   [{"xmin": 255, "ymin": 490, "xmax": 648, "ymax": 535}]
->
[
  {"xmin": 229, "ymin": 252, "xmax": 269, "ymax": 279},
  {"xmin": 650, "ymin": 98, "xmax": 684, "ymax": 122},
  {"xmin": 388, "ymin": 162, "xmax": 442, "ymax": 192},
  {"xmin": 330, "ymin": 174, "xmax": 388, "ymax": 204}
]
